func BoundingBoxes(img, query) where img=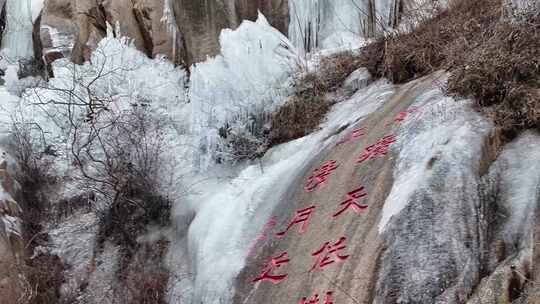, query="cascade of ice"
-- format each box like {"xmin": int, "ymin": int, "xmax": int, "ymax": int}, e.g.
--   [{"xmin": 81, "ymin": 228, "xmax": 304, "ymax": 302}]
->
[
  {"xmin": 1, "ymin": 0, "xmax": 34, "ymax": 60},
  {"xmin": 288, "ymin": 0, "xmax": 407, "ymax": 54},
  {"xmin": 289, "ymin": 0, "xmax": 365, "ymax": 54},
  {"xmin": 162, "ymin": 0, "xmax": 179, "ymax": 61}
]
